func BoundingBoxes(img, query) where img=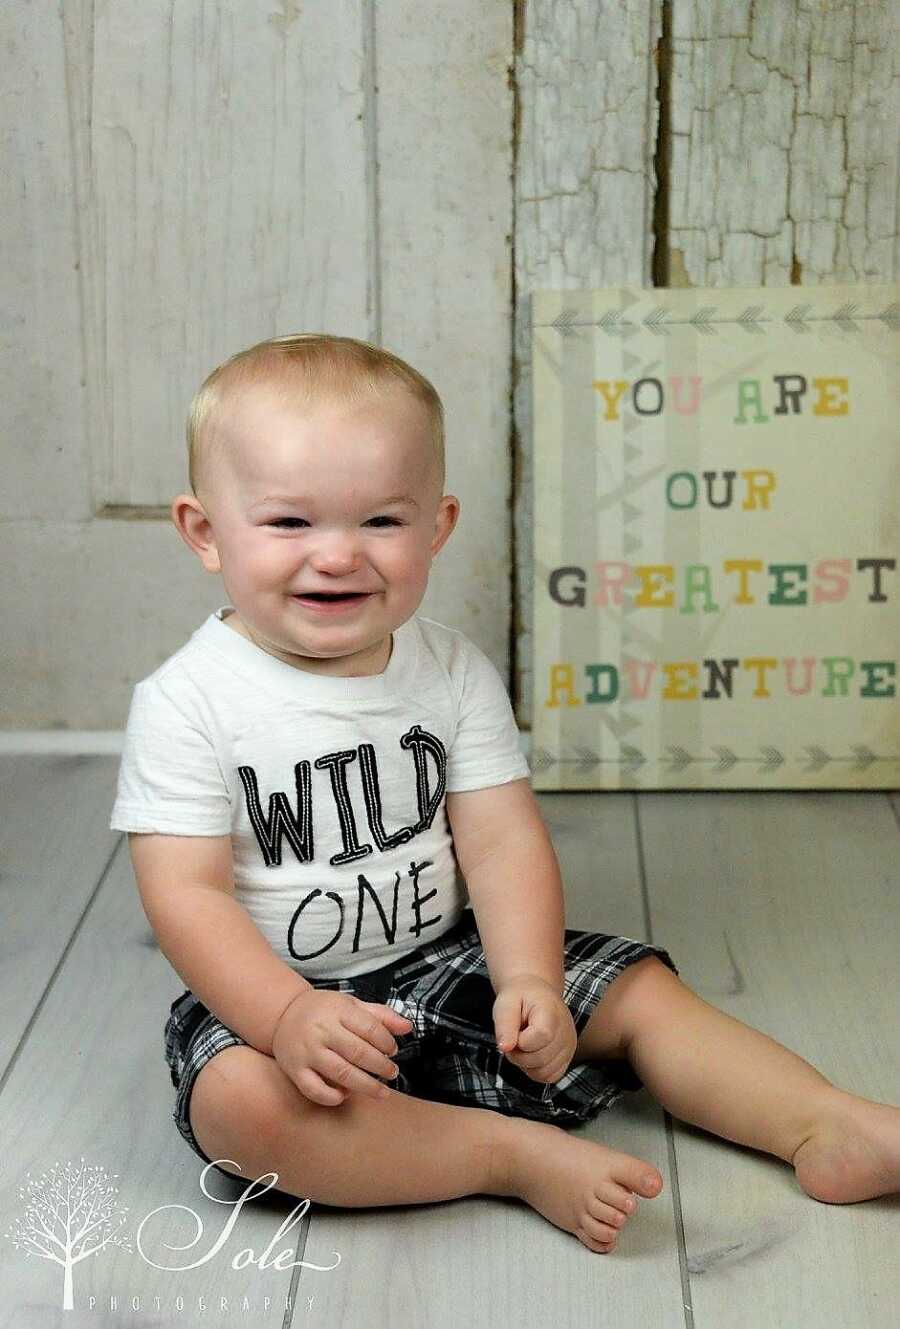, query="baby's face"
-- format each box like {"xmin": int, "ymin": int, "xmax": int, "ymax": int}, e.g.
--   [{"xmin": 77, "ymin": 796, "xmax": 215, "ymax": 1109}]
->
[{"xmin": 194, "ymin": 384, "xmax": 458, "ymax": 675}]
